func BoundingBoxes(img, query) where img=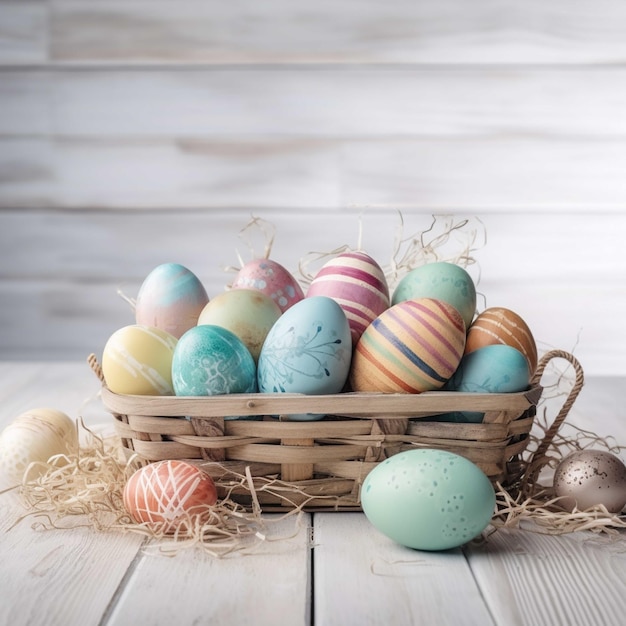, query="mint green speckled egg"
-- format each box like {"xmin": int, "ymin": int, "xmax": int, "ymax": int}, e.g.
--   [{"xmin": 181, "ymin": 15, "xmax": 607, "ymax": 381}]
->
[{"xmin": 361, "ymin": 449, "xmax": 495, "ymax": 551}]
